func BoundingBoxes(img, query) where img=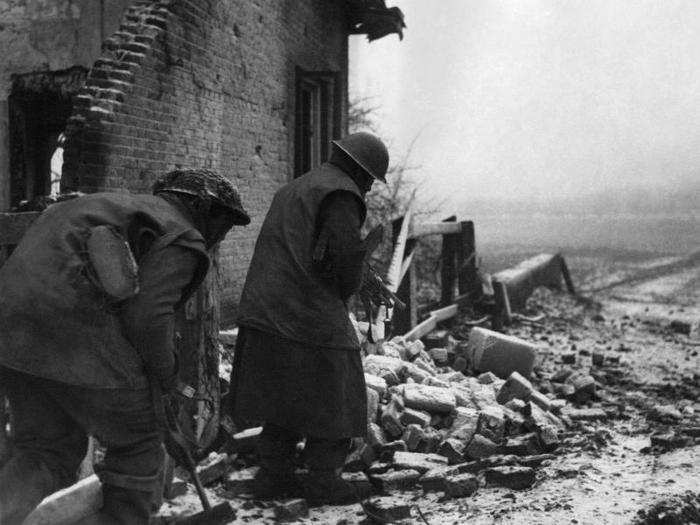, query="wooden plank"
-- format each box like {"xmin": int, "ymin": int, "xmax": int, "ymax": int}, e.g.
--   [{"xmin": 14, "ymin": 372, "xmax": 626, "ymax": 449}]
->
[
  {"xmin": 457, "ymin": 220, "xmax": 479, "ymax": 299},
  {"xmin": 558, "ymin": 254, "xmax": 576, "ymax": 294},
  {"xmin": 404, "ymin": 315, "xmax": 437, "ymax": 341},
  {"xmin": 430, "ymin": 304, "xmax": 458, "ymax": 323},
  {"xmin": 24, "ymin": 474, "xmax": 102, "ymax": 525},
  {"xmin": 440, "ymin": 217, "xmax": 458, "ymax": 307},
  {"xmin": 409, "ymin": 221, "xmax": 461, "ymax": 239},
  {"xmin": 492, "ymin": 279, "xmax": 512, "ymax": 330},
  {"xmin": 387, "ymin": 202, "xmax": 414, "ymax": 292},
  {"xmin": 0, "ymin": 212, "xmax": 41, "ymax": 245}
]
